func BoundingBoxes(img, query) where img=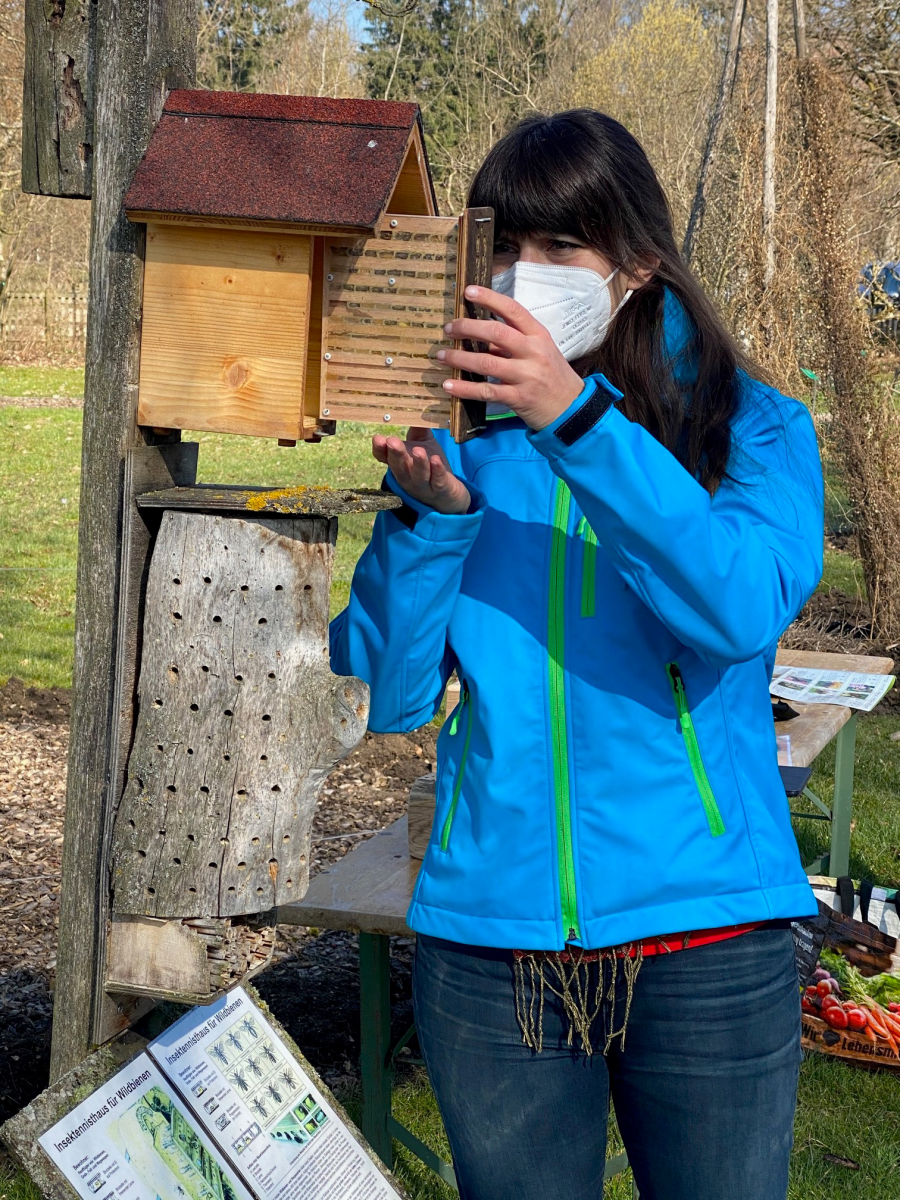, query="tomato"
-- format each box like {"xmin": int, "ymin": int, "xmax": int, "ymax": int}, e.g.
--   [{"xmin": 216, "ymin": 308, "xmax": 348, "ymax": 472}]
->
[
  {"xmin": 847, "ymin": 1009, "xmax": 868, "ymax": 1031},
  {"xmin": 824, "ymin": 1006, "xmax": 849, "ymax": 1029},
  {"xmin": 889, "ymin": 1003, "xmax": 900, "ymax": 1014},
  {"xmin": 816, "ymin": 979, "xmax": 839, "ymax": 997},
  {"xmin": 805, "ymin": 986, "xmax": 821, "ymax": 1004},
  {"xmin": 801, "ymin": 999, "xmax": 818, "ymax": 1016},
  {"xmin": 820, "ymin": 995, "xmax": 842, "ymax": 1013}
]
